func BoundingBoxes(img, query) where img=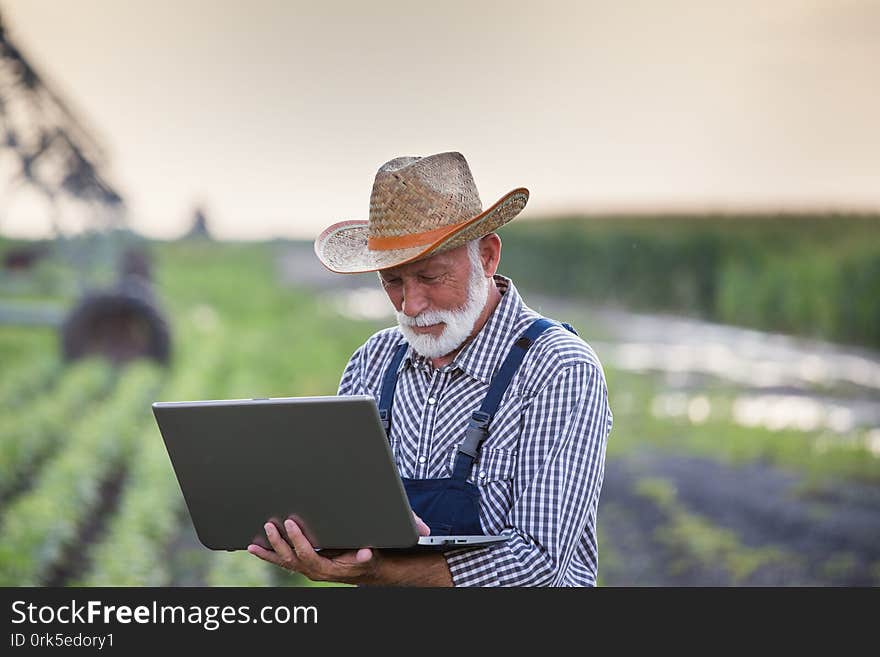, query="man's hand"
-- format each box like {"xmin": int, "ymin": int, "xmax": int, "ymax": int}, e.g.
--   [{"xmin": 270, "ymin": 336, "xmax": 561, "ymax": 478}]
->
[{"xmin": 246, "ymin": 512, "xmax": 449, "ymax": 586}]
